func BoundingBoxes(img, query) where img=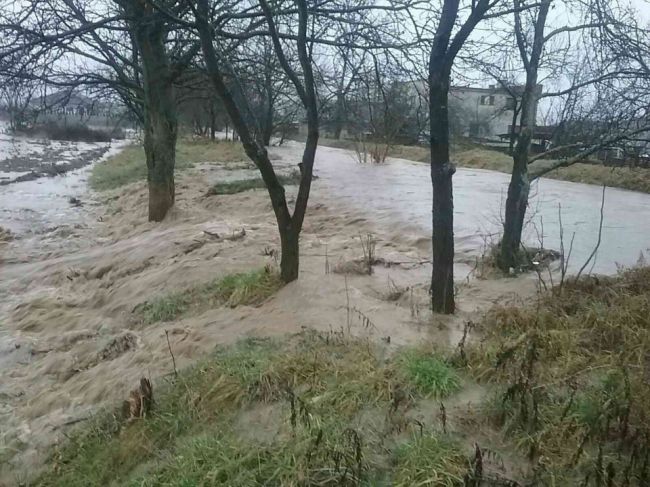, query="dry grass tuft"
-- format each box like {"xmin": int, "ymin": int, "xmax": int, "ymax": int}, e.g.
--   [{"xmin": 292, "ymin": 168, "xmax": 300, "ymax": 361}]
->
[
  {"xmin": 469, "ymin": 266, "xmax": 650, "ymax": 484},
  {"xmin": 0, "ymin": 226, "xmax": 14, "ymax": 242}
]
